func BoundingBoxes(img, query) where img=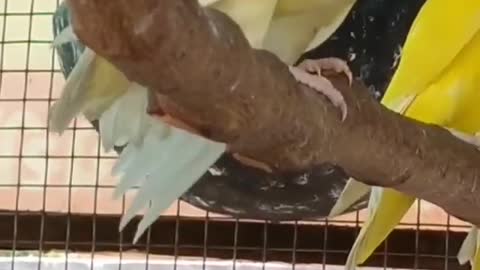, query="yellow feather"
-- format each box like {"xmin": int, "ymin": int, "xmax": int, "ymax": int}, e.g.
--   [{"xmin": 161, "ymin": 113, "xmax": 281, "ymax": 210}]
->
[
  {"xmin": 474, "ymin": 236, "xmax": 480, "ymax": 270},
  {"xmin": 49, "ymin": 47, "xmax": 130, "ymax": 133},
  {"xmin": 382, "ymin": 0, "xmax": 480, "ymax": 107},
  {"xmin": 346, "ymin": 0, "xmax": 480, "ymax": 268},
  {"xmin": 208, "ymin": 0, "xmax": 278, "ymax": 48},
  {"xmin": 82, "ymin": 55, "xmax": 130, "ymax": 120},
  {"xmin": 208, "ymin": 0, "xmax": 356, "ymax": 64},
  {"xmin": 264, "ymin": 0, "xmax": 355, "ymax": 64}
]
